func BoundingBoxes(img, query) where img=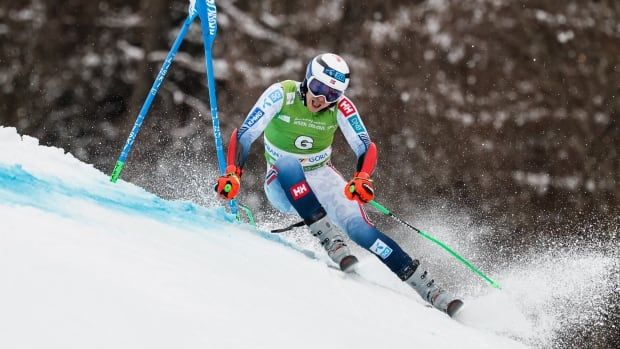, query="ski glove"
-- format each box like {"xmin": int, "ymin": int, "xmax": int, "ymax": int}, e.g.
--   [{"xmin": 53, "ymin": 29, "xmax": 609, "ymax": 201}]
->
[
  {"xmin": 344, "ymin": 171, "xmax": 375, "ymax": 204},
  {"xmin": 214, "ymin": 165, "xmax": 242, "ymax": 200}
]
